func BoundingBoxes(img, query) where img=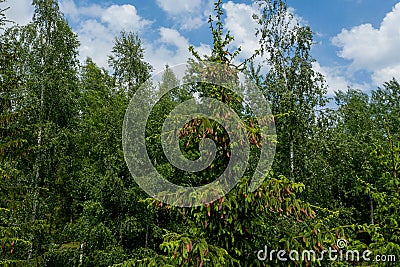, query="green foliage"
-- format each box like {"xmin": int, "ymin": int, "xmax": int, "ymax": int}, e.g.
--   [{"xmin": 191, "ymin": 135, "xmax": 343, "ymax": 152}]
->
[
  {"xmin": 358, "ymin": 121, "xmax": 400, "ymax": 265},
  {"xmin": 253, "ymin": 0, "xmax": 327, "ymax": 181},
  {"xmin": 108, "ymin": 31, "xmax": 152, "ymax": 97},
  {"xmin": 1, "ymin": 0, "xmax": 399, "ymax": 266},
  {"xmin": 371, "ymin": 79, "xmax": 400, "ymax": 141}
]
